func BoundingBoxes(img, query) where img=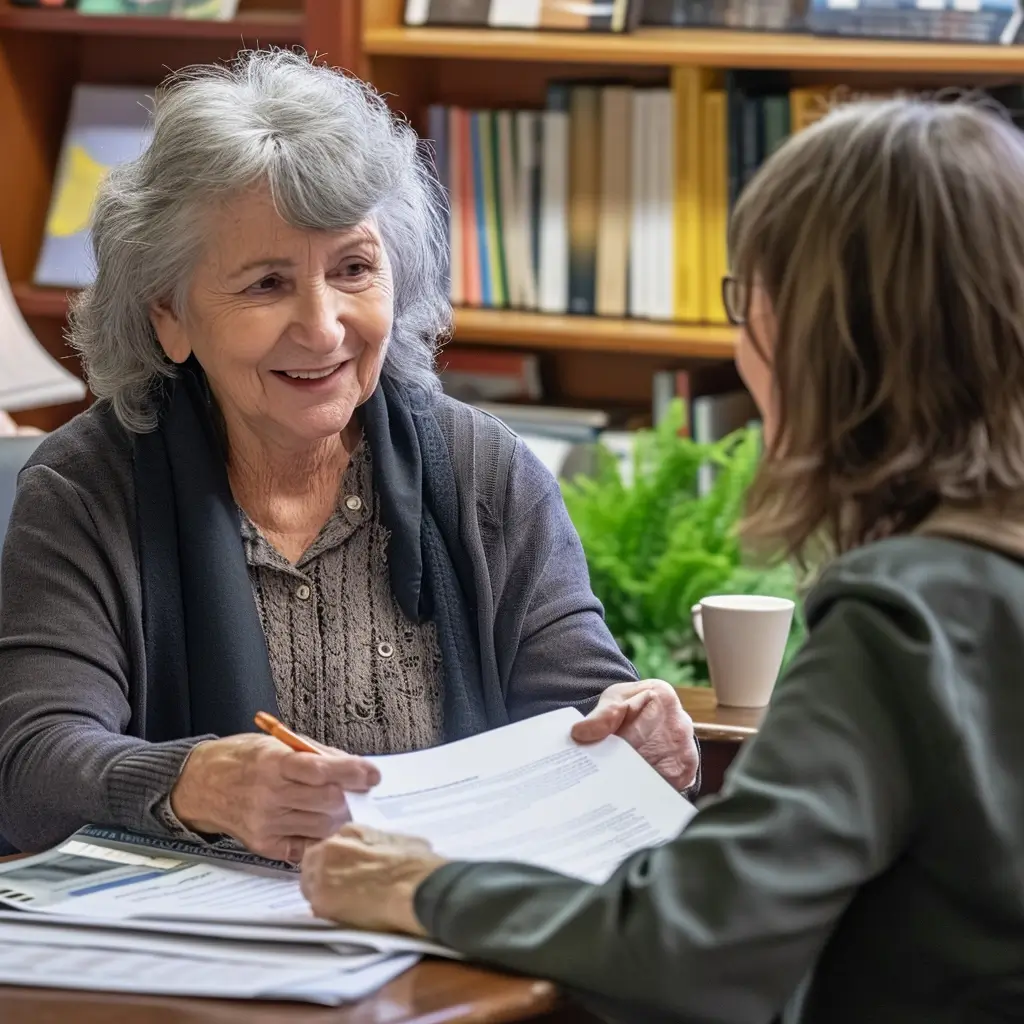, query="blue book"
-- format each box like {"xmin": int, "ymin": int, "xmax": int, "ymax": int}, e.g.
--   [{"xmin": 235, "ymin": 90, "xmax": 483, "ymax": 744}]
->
[
  {"xmin": 807, "ymin": 0, "xmax": 1021, "ymax": 43},
  {"xmin": 470, "ymin": 112, "xmax": 492, "ymax": 308}
]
